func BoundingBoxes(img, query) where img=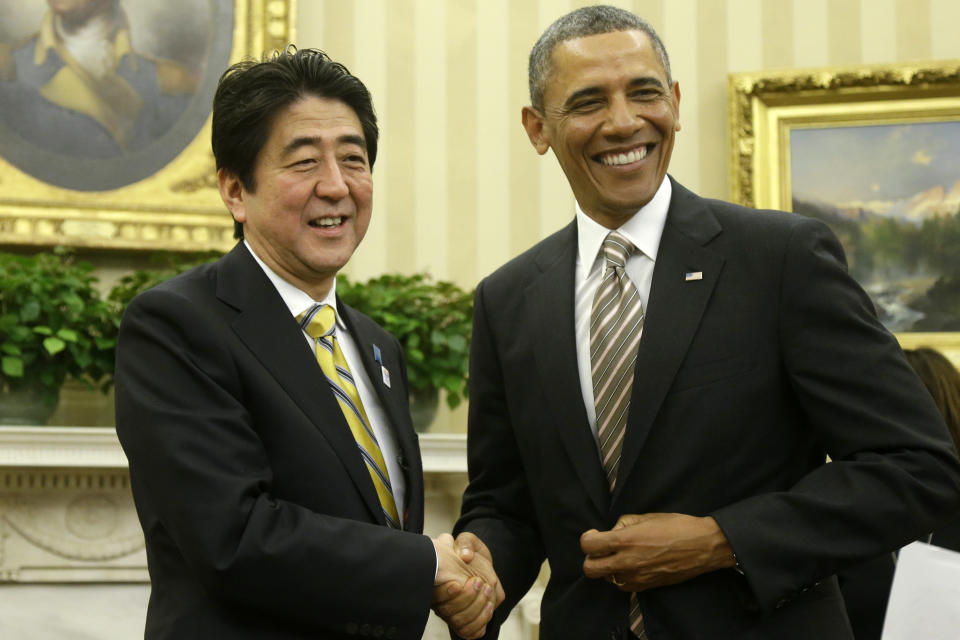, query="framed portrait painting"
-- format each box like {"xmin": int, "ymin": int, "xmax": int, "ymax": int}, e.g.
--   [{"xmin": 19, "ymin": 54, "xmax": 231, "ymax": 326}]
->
[
  {"xmin": 729, "ymin": 60, "xmax": 960, "ymax": 351},
  {"xmin": 0, "ymin": 0, "xmax": 296, "ymax": 251}
]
